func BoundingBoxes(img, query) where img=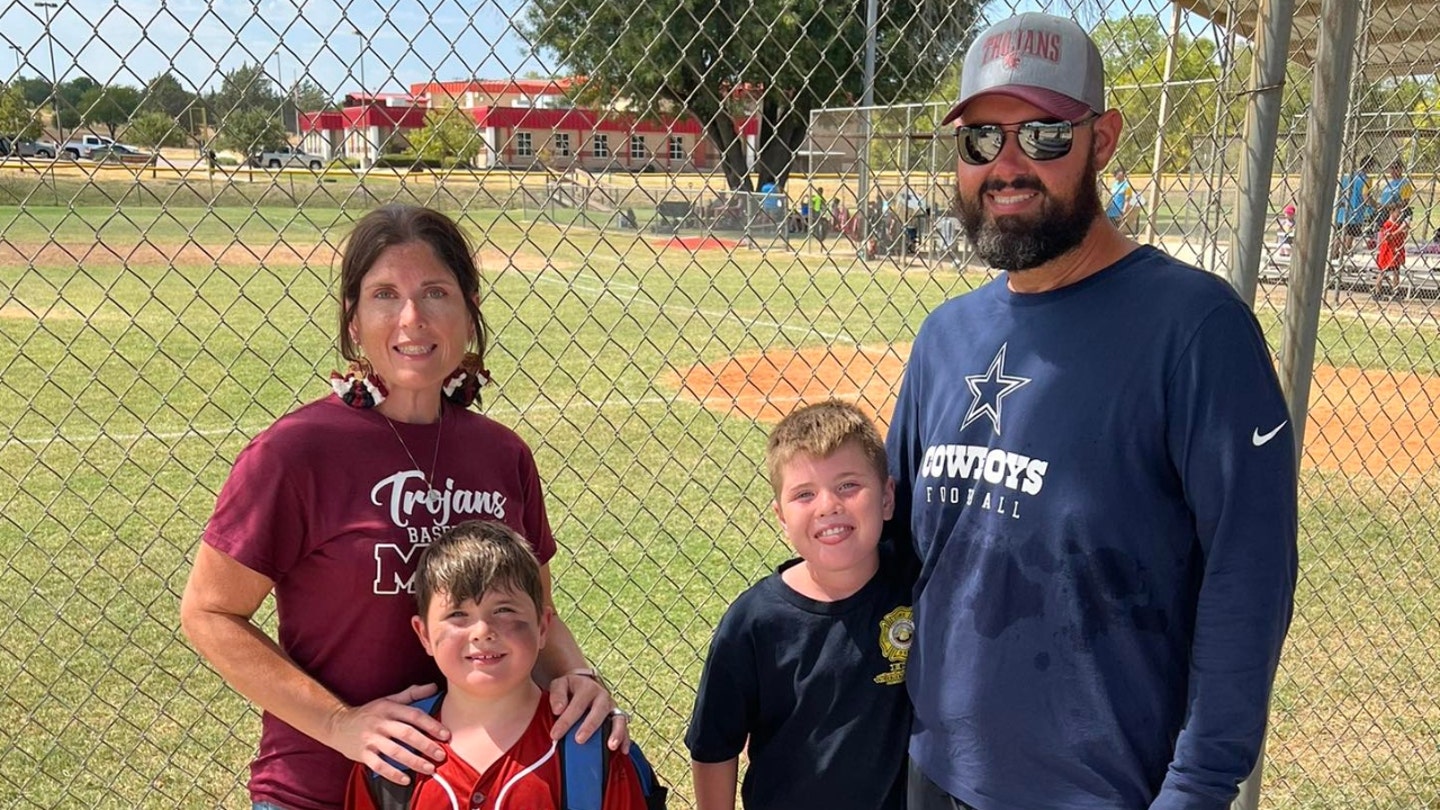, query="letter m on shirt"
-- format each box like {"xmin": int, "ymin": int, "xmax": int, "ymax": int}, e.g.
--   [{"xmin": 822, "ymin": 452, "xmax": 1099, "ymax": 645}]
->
[{"xmin": 373, "ymin": 543, "xmax": 424, "ymax": 595}]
